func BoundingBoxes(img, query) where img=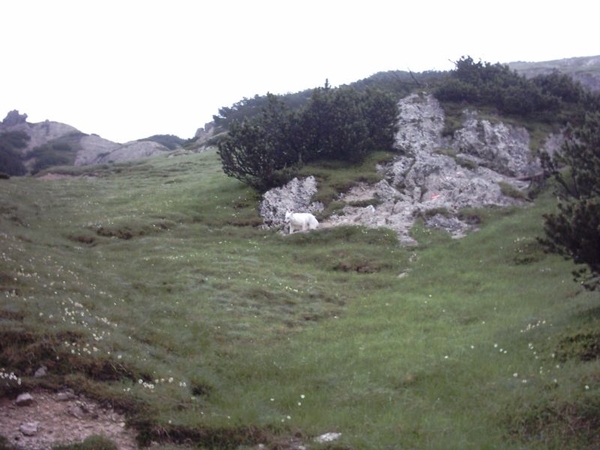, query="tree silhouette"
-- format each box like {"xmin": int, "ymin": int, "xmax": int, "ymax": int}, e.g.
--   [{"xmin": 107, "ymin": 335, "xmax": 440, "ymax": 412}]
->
[
  {"xmin": 0, "ymin": 131, "xmax": 29, "ymax": 176},
  {"xmin": 539, "ymin": 112, "xmax": 600, "ymax": 289}
]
